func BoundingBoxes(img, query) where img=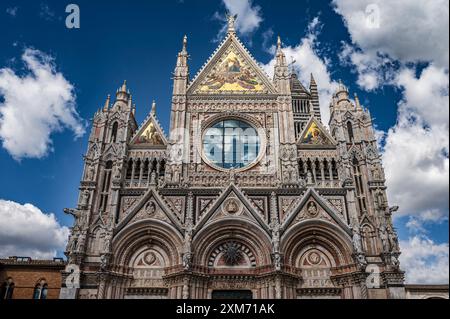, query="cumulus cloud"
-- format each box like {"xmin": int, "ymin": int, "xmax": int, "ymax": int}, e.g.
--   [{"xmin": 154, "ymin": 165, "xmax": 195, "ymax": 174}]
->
[
  {"xmin": 213, "ymin": 0, "xmax": 263, "ymax": 41},
  {"xmin": 262, "ymin": 17, "xmax": 339, "ymax": 125},
  {"xmin": 0, "ymin": 48, "xmax": 85, "ymax": 160},
  {"xmin": 333, "ymin": 0, "xmax": 449, "ymax": 70},
  {"xmin": 382, "ymin": 66, "xmax": 449, "ymax": 222},
  {"xmin": 0, "ymin": 200, "xmax": 69, "ymax": 259},
  {"xmin": 400, "ymin": 235, "xmax": 449, "ymax": 284}
]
